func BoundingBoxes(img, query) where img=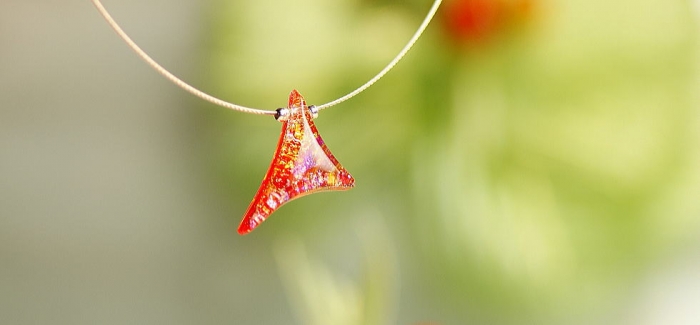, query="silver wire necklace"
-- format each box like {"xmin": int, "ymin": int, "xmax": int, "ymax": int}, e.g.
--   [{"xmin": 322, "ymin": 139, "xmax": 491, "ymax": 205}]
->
[{"xmin": 91, "ymin": 0, "xmax": 443, "ymax": 234}]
